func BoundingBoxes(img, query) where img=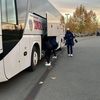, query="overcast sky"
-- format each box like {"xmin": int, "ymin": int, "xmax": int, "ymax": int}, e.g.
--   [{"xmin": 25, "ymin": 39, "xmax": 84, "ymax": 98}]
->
[{"xmin": 49, "ymin": 0, "xmax": 100, "ymax": 21}]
